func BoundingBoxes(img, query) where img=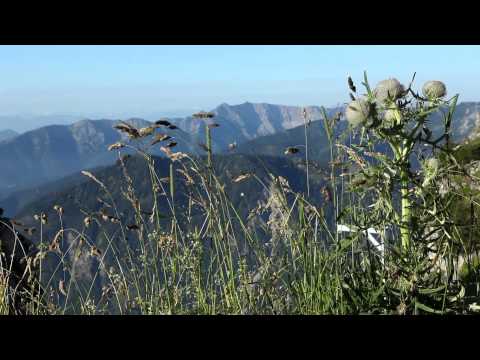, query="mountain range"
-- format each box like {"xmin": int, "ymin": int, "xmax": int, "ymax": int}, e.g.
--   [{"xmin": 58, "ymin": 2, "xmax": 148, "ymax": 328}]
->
[
  {"xmin": 0, "ymin": 103, "xmax": 341, "ymax": 198},
  {"xmin": 1, "ymin": 100, "xmax": 480, "ymax": 208},
  {"xmin": 0, "ymin": 118, "xmax": 197, "ymax": 198}
]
